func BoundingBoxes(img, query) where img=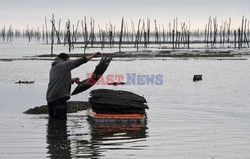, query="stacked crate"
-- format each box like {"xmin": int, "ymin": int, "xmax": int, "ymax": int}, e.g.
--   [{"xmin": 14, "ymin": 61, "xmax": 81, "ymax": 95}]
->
[{"xmin": 89, "ymin": 89, "xmax": 148, "ymax": 115}]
